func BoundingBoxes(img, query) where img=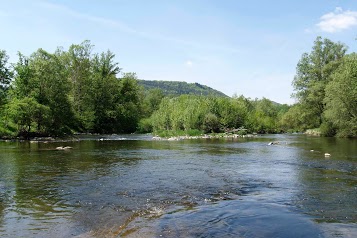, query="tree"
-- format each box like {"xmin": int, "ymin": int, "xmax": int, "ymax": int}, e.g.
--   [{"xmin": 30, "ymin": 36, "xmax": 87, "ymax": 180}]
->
[
  {"xmin": 0, "ymin": 50, "xmax": 13, "ymax": 106},
  {"xmin": 62, "ymin": 41, "xmax": 94, "ymax": 130},
  {"xmin": 90, "ymin": 50, "xmax": 117, "ymax": 133},
  {"xmin": 11, "ymin": 49, "xmax": 74, "ymax": 135},
  {"xmin": 12, "ymin": 53, "xmax": 34, "ymax": 99},
  {"xmin": 202, "ymin": 112, "xmax": 220, "ymax": 133},
  {"xmin": 324, "ymin": 54, "xmax": 357, "ymax": 137},
  {"xmin": 279, "ymin": 104, "xmax": 316, "ymax": 132},
  {"xmin": 246, "ymin": 98, "xmax": 282, "ymax": 133},
  {"xmin": 116, "ymin": 73, "xmax": 142, "ymax": 132},
  {"xmin": 141, "ymin": 88, "xmax": 165, "ymax": 117},
  {"xmin": 6, "ymin": 97, "xmax": 51, "ymax": 135},
  {"xmin": 292, "ymin": 37, "xmax": 347, "ymax": 127}
]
